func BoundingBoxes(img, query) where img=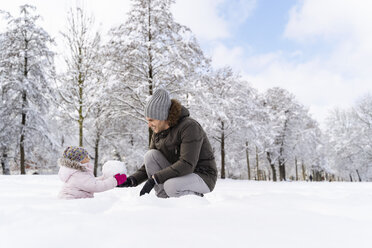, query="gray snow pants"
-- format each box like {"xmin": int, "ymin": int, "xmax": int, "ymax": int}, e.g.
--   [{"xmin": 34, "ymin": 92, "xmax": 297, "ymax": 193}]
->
[{"xmin": 144, "ymin": 149, "xmax": 210, "ymax": 198}]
